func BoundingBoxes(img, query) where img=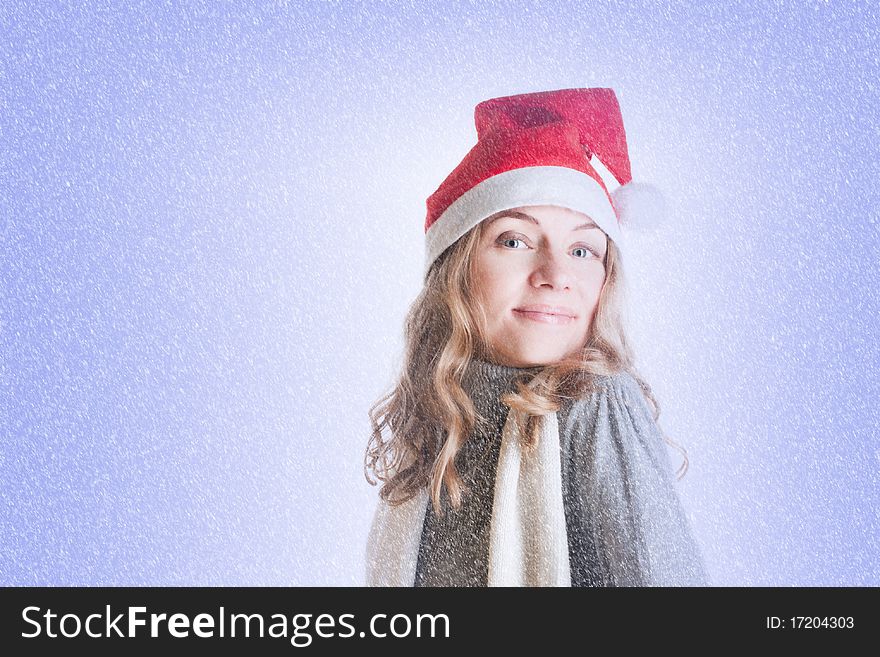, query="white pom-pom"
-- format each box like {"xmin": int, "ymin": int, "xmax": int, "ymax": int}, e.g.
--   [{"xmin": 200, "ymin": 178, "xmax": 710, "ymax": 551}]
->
[{"xmin": 611, "ymin": 182, "xmax": 668, "ymax": 232}]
